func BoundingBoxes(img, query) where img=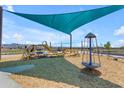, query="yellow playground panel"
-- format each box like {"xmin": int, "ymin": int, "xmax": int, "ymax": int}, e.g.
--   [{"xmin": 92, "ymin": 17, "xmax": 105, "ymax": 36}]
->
[
  {"xmin": 22, "ymin": 41, "xmax": 81, "ymax": 60},
  {"xmin": 63, "ymin": 48, "xmax": 80, "ymax": 57},
  {"xmin": 22, "ymin": 41, "xmax": 64, "ymax": 60}
]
